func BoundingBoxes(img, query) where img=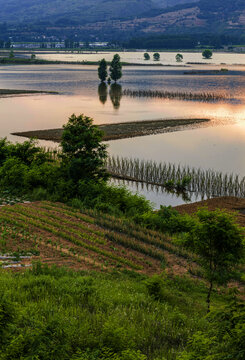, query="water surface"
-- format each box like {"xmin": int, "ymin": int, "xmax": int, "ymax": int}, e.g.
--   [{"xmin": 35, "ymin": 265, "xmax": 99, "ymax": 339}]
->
[{"xmin": 1, "ymin": 64, "xmax": 245, "ymax": 207}]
